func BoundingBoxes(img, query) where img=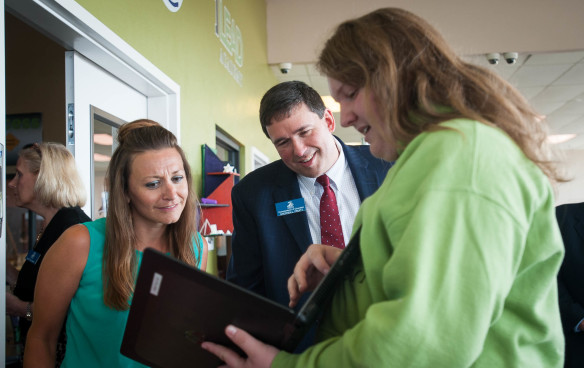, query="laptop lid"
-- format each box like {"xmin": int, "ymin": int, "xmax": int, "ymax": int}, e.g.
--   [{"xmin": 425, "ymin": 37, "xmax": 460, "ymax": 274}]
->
[{"xmin": 121, "ymin": 228, "xmax": 361, "ymax": 368}]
